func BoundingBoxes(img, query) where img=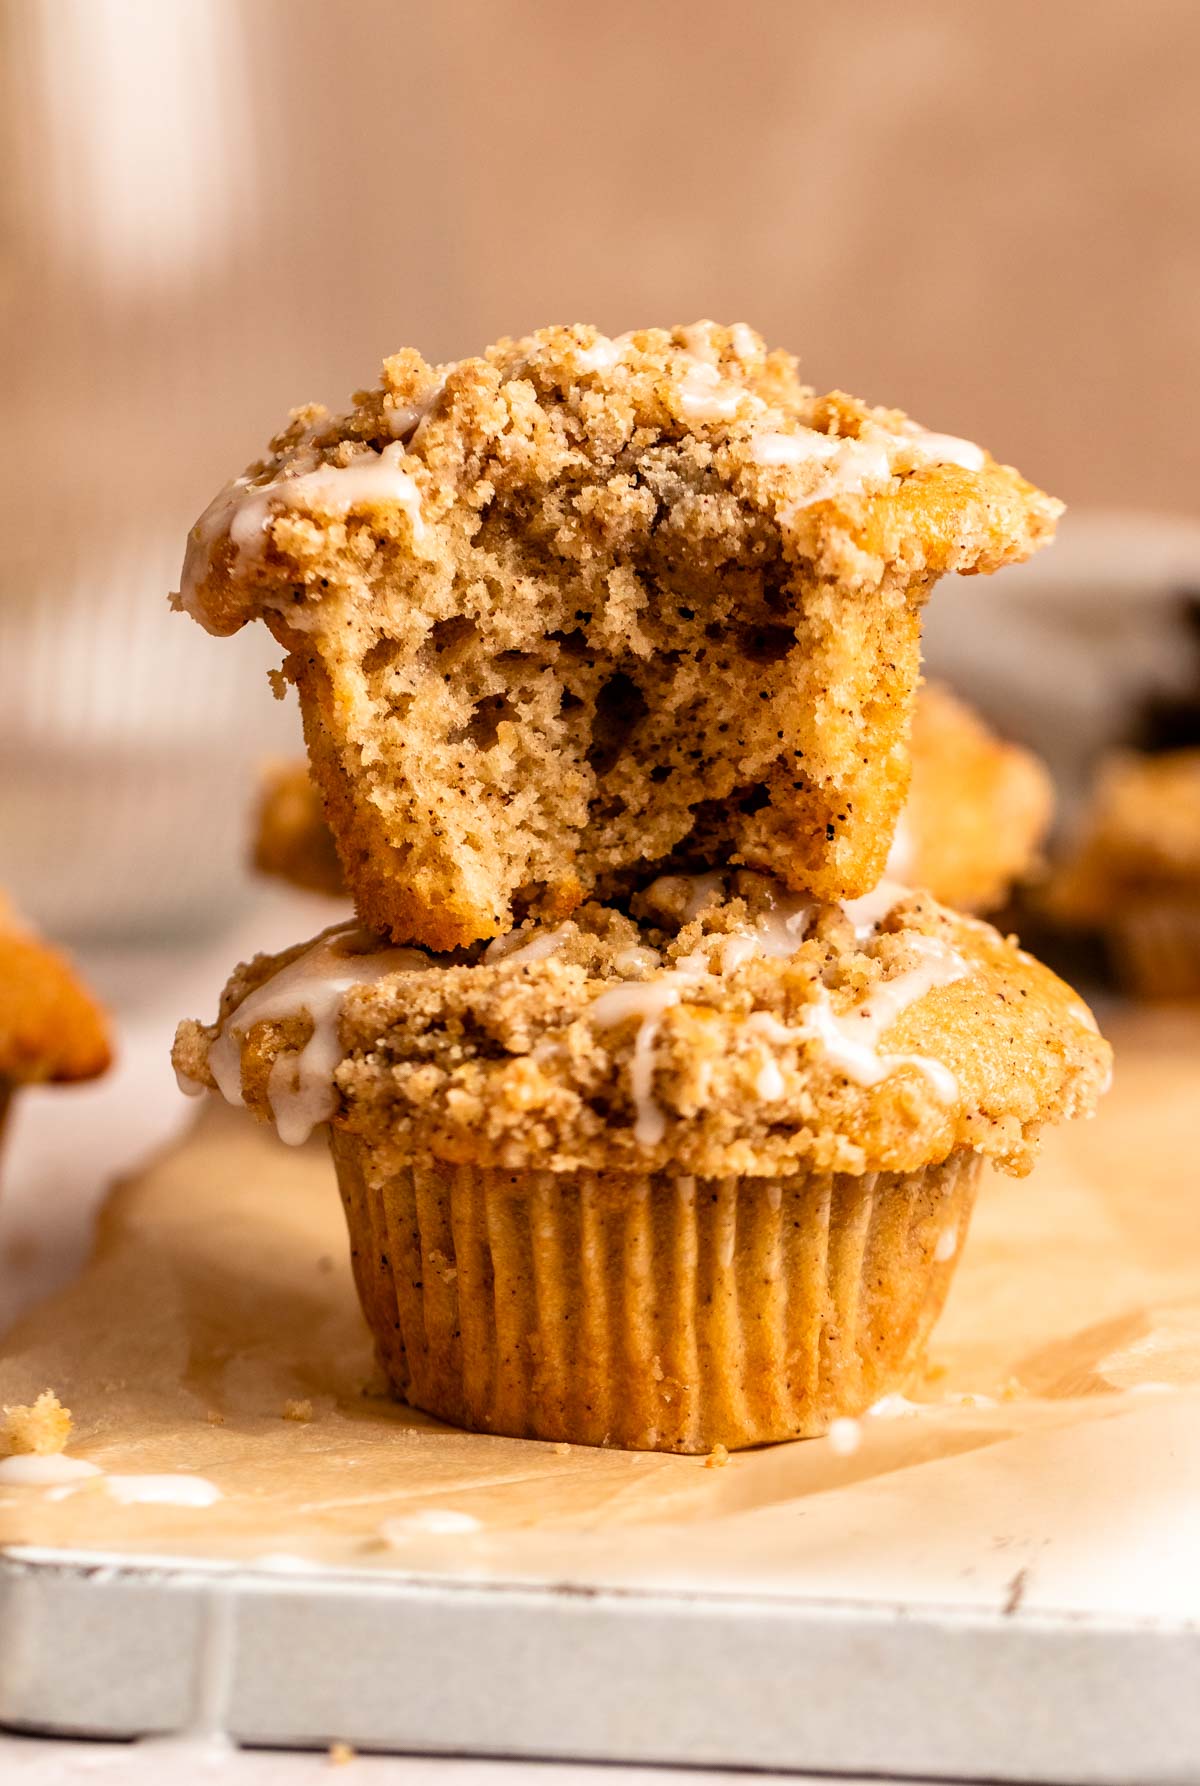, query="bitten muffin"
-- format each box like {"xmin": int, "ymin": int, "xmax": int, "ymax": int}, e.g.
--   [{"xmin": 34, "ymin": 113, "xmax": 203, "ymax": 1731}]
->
[
  {"xmin": 896, "ymin": 681, "xmax": 1054, "ymax": 912},
  {"xmin": 1044, "ymin": 749, "xmax": 1200, "ymax": 998},
  {"xmin": 175, "ymin": 322, "xmax": 1060, "ymax": 950},
  {"xmin": 0, "ymin": 896, "xmax": 112, "ymax": 1151},
  {"xmin": 174, "ymin": 874, "xmax": 1108, "ymax": 1452},
  {"xmin": 253, "ymin": 681, "xmax": 1055, "ymax": 916}
]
